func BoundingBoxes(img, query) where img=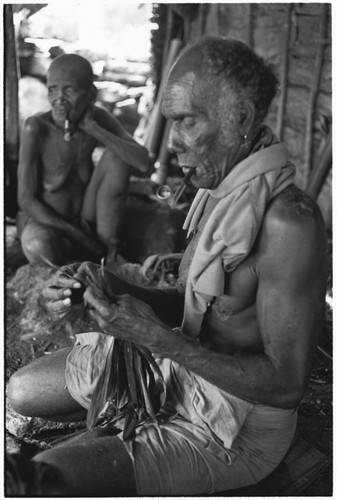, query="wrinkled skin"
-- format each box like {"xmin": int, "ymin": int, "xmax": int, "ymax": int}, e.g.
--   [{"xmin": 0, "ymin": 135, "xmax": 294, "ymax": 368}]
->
[
  {"xmin": 161, "ymin": 71, "xmax": 253, "ymax": 190},
  {"xmin": 47, "ymin": 63, "xmax": 96, "ymax": 129},
  {"xmin": 17, "ymin": 55, "xmax": 149, "ymax": 266},
  {"xmin": 44, "ymin": 262, "xmax": 168, "ymax": 349},
  {"xmin": 8, "ymin": 49, "xmax": 328, "ymax": 496}
]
